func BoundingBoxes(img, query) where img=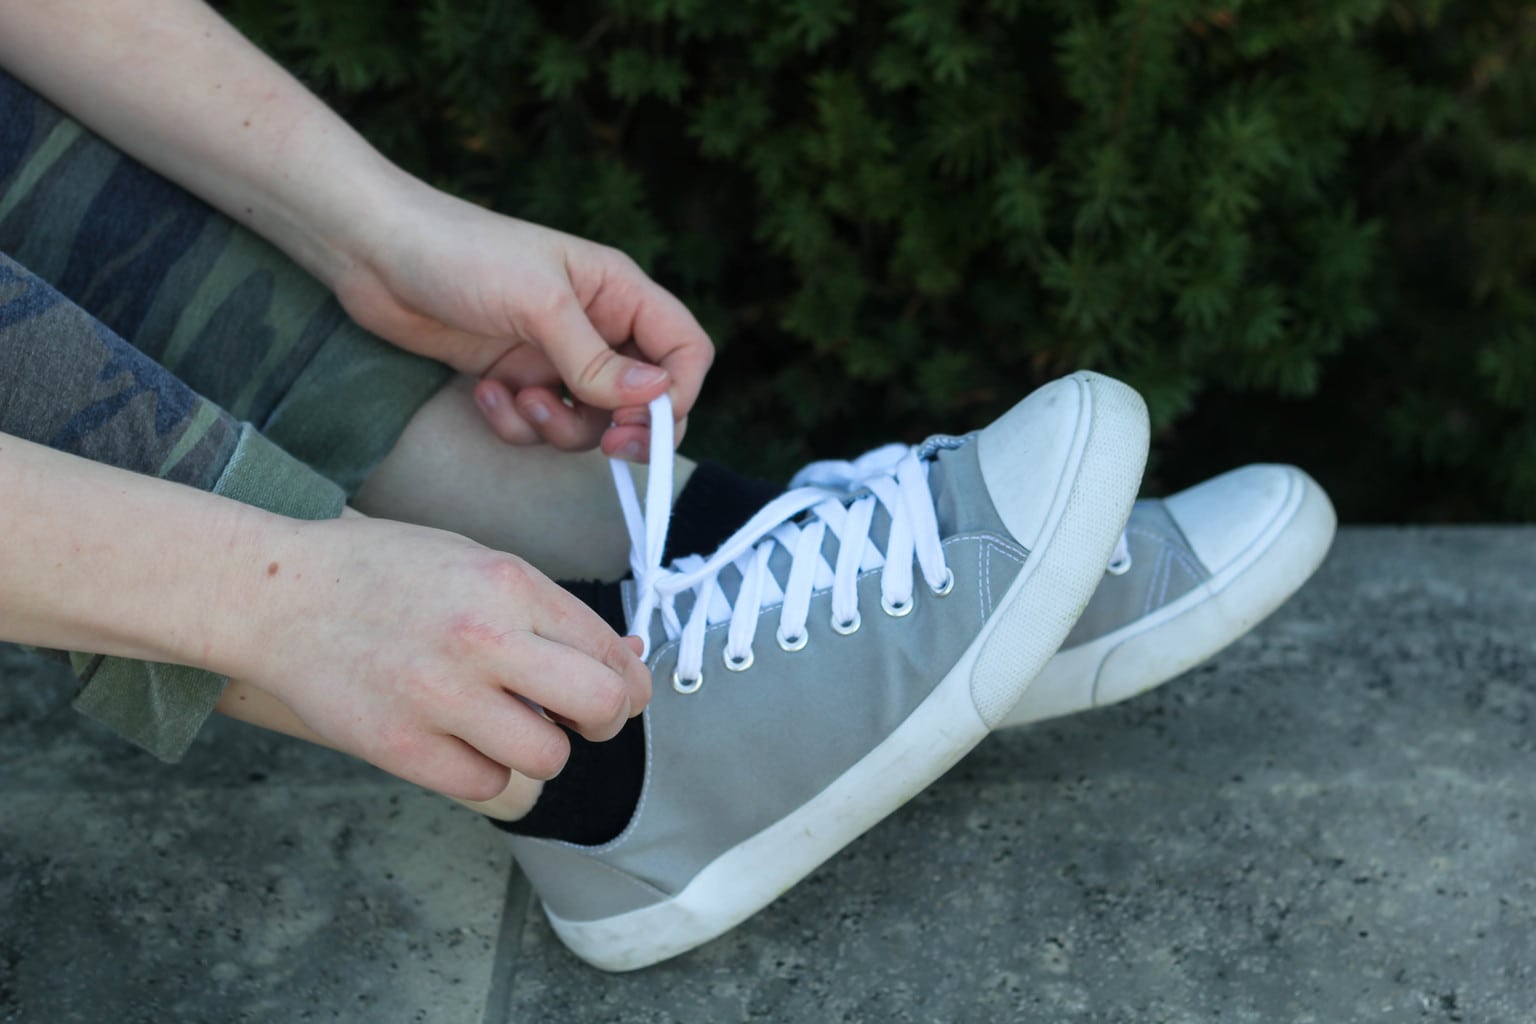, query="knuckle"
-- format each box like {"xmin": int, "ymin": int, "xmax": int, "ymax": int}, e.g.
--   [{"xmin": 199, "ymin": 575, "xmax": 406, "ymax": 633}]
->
[
  {"xmin": 376, "ymin": 721, "xmax": 425, "ymax": 768},
  {"xmin": 524, "ymin": 728, "xmax": 571, "ymax": 781},
  {"xmin": 483, "ymin": 554, "xmax": 534, "ymax": 595},
  {"xmin": 535, "ymin": 286, "xmax": 577, "ymax": 323},
  {"xmin": 574, "ymin": 347, "xmax": 616, "ymax": 391},
  {"xmin": 458, "ymin": 767, "xmax": 511, "ymax": 804},
  {"xmin": 606, "ymin": 247, "xmax": 642, "ymax": 277},
  {"xmin": 589, "ymin": 674, "xmax": 630, "ymax": 724}
]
